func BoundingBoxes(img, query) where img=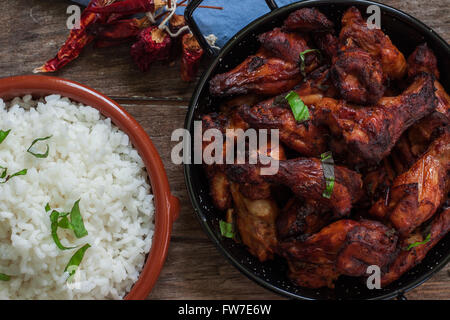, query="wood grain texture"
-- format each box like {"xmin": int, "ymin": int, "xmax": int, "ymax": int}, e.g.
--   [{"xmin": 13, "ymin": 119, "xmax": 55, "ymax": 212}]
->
[{"xmin": 1, "ymin": 0, "xmax": 449, "ymax": 300}]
